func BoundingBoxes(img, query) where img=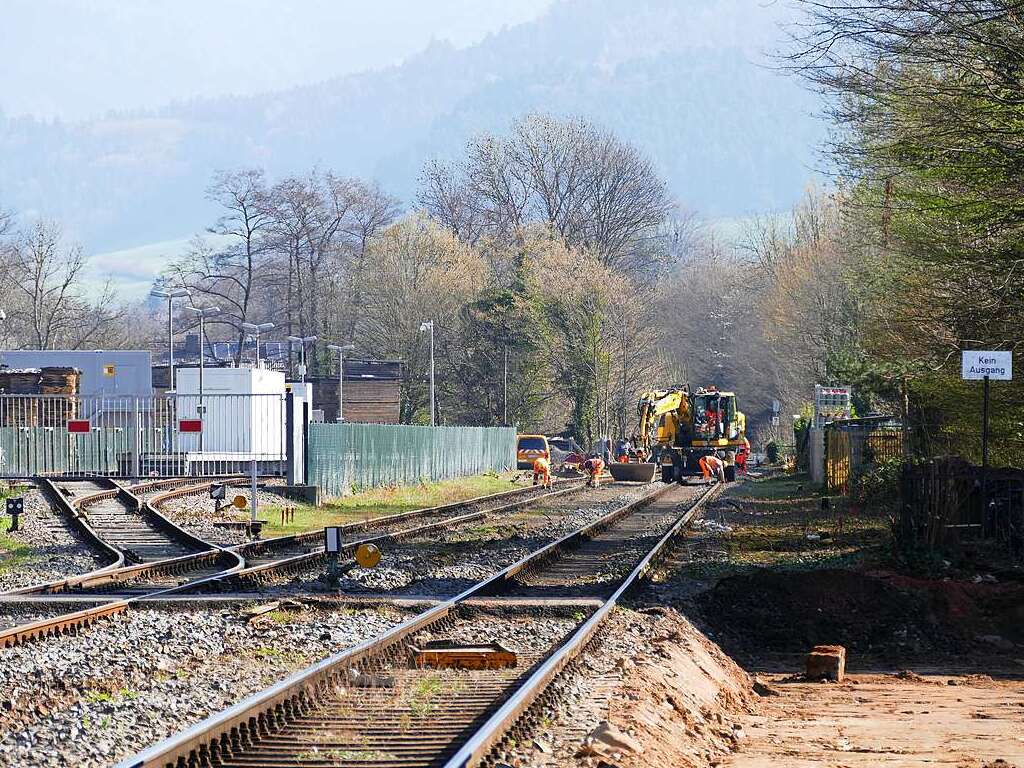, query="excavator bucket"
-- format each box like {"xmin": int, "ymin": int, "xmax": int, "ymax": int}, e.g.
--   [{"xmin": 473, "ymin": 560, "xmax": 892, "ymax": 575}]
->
[{"xmin": 608, "ymin": 462, "xmax": 658, "ymax": 483}]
